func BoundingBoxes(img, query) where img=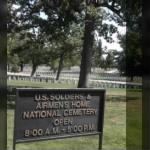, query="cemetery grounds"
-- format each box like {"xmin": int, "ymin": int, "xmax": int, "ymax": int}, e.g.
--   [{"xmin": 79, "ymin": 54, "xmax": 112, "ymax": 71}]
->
[{"xmin": 7, "ymin": 80, "xmax": 142, "ymax": 150}]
